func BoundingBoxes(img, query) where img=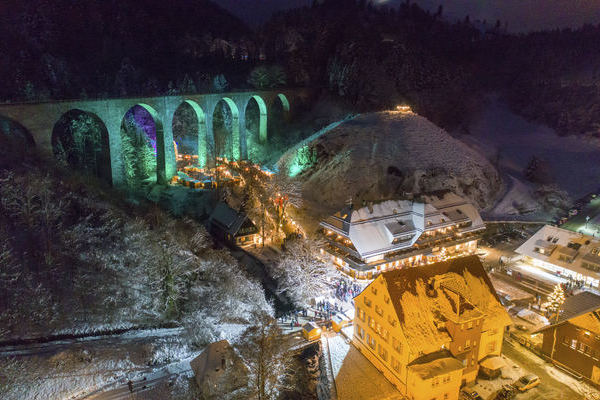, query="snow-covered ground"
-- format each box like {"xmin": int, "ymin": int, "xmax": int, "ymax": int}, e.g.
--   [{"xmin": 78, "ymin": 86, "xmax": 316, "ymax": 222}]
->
[
  {"xmin": 516, "ymin": 309, "xmax": 549, "ymax": 327},
  {"xmin": 489, "ymin": 274, "xmax": 535, "ymax": 301},
  {"xmin": 456, "ymin": 96, "xmax": 600, "ymax": 218},
  {"xmin": 279, "ymin": 111, "xmax": 503, "ymax": 232},
  {"xmin": 512, "ymin": 262, "xmax": 567, "ymax": 286},
  {"xmin": 0, "ymin": 323, "xmax": 253, "ymax": 400},
  {"xmin": 326, "ymin": 328, "xmax": 403, "ymax": 400}
]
